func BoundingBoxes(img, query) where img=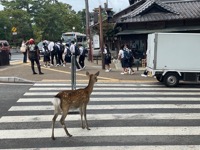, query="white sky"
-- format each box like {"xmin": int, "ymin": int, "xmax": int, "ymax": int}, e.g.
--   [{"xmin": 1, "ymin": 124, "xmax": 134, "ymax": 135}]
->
[{"xmin": 0, "ymin": 0, "xmax": 130, "ymax": 13}]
